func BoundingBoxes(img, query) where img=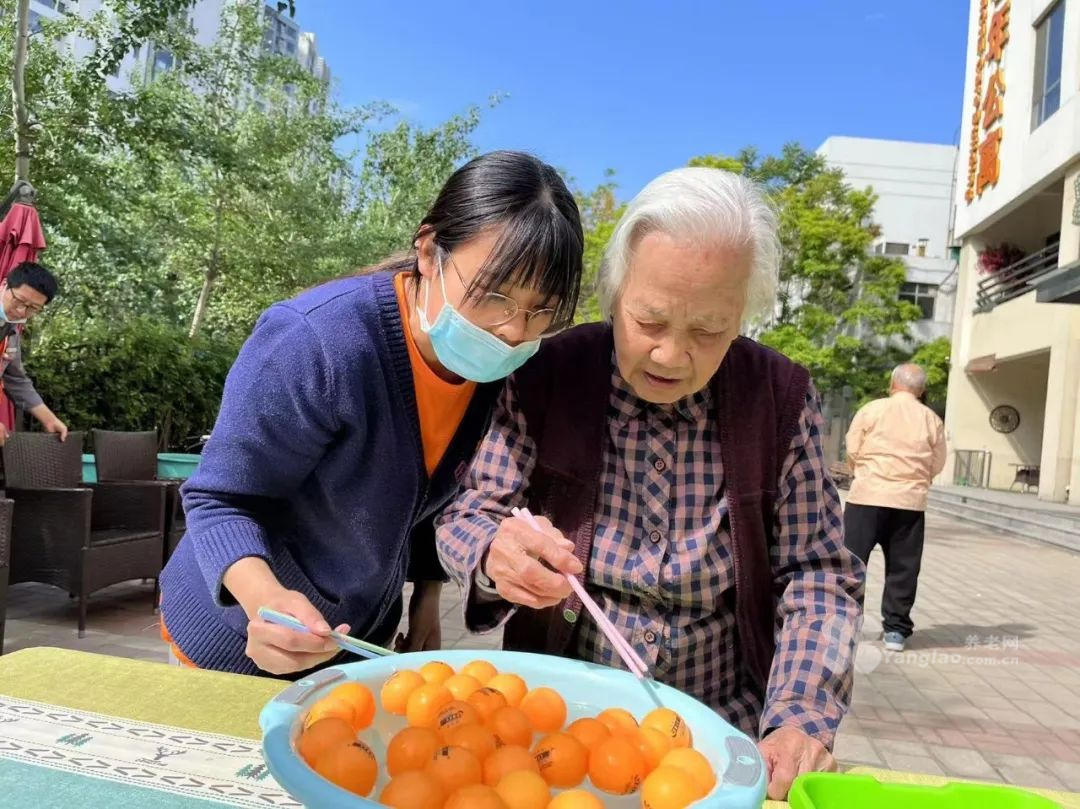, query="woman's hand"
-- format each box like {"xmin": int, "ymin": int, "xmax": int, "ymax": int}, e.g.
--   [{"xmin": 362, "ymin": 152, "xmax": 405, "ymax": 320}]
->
[
  {"xmin": 484, "ymin": 515, "xmax": 582, "ymax": 608},
  {"xmin": 225, "ymin": 557, "xmax": 347, "ymax": 675}
]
